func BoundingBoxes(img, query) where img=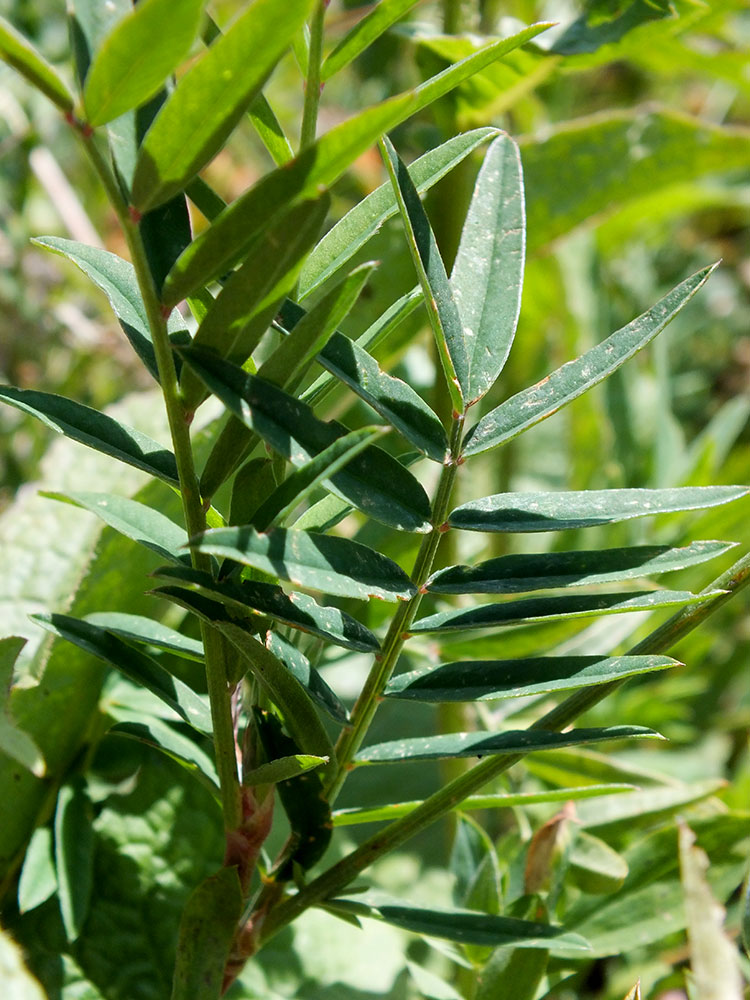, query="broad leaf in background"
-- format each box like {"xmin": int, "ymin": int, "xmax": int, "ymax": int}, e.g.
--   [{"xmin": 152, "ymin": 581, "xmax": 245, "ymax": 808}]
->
[{"xmin": 450, "ymin": 133, "xmax": 525, "ymax": 404}]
